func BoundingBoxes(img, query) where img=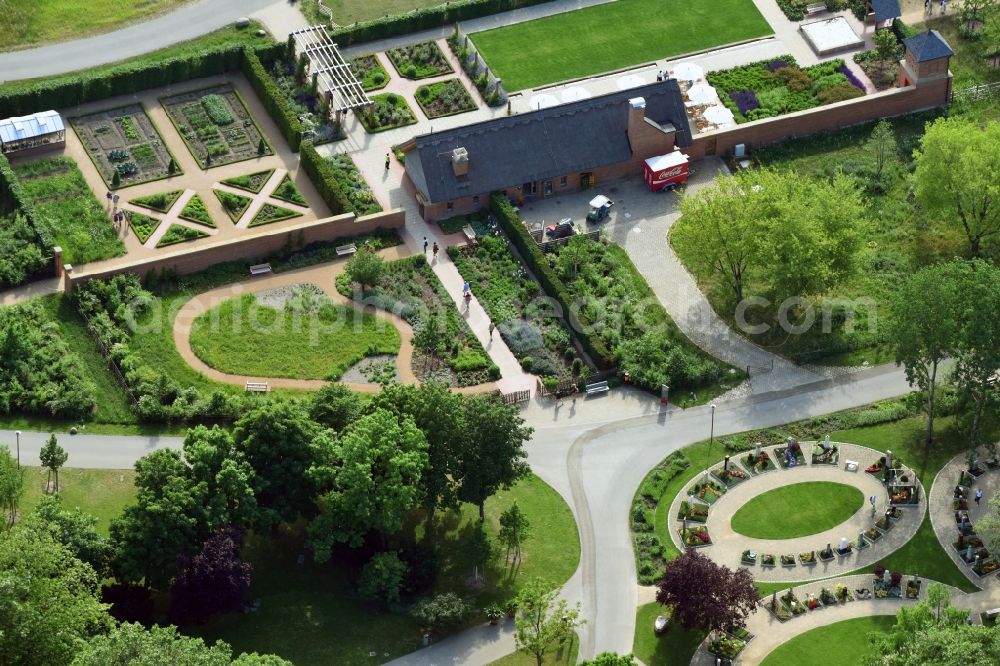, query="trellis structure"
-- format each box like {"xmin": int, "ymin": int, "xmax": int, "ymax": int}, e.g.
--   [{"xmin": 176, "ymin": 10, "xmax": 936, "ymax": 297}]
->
[{"xmin": 291, "ymin": 26, "xmax": 371, "ymax": 120}]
